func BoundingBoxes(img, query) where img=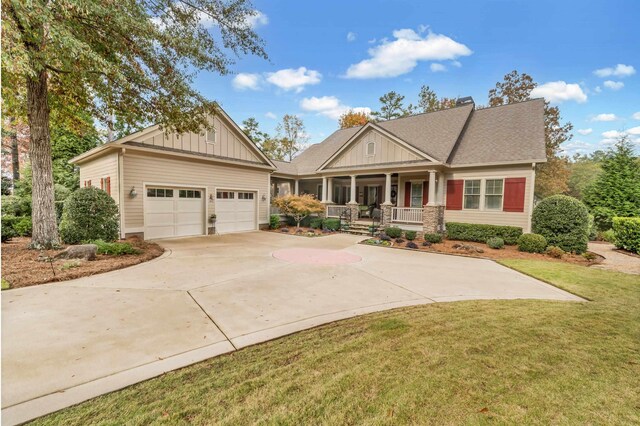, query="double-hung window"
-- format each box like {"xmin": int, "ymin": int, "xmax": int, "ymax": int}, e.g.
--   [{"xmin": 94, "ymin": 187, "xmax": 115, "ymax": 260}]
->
[
  {"xmin": 484, "ymin": 179, "xmax": 504, "ymax": 210},
  {"xmin": 463, "ymin": 180, "xmax": 481, "ymax": 209},
  {"xmin": 410, "ymin": 182, "xmax": 423, "ymax": 207}
]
